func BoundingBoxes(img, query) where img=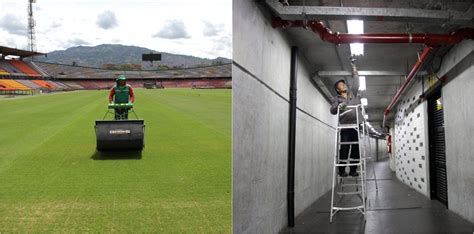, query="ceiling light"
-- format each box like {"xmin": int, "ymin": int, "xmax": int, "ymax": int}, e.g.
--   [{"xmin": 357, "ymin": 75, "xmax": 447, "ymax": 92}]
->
[
  {"xmin": 359, "ymin": 76, "xmax": 366, "ymax": 91},
  {"xmin": 350, "ymin": 43, "xmax": 364, "ymax": 56},
  {"xmin": 347, "ymin": 20, "xmax": 364, "ymax": 56},
  {"xmin": 361, "ymin": 98, "xmax": 368, "ymax": 106},
  {"xmin": 347, "ymin": 20, "xmax": 364, "ymax": 34}
]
